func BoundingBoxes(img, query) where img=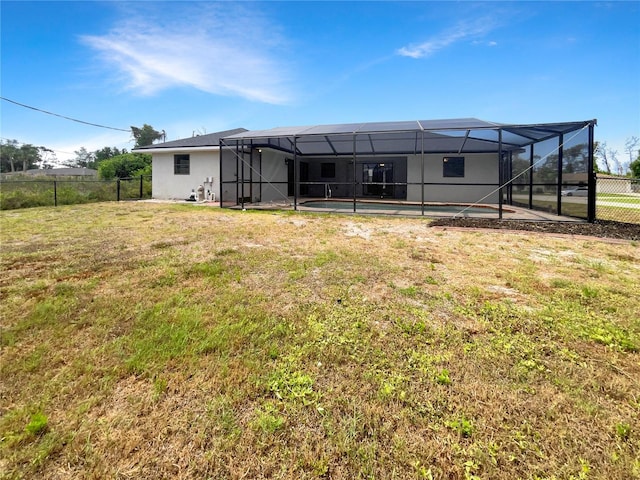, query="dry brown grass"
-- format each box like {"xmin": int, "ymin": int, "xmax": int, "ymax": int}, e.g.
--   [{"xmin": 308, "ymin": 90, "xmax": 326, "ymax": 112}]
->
[{"xmin": 1, "ymin": 202, "xmax": 639, "ymax": 479}]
